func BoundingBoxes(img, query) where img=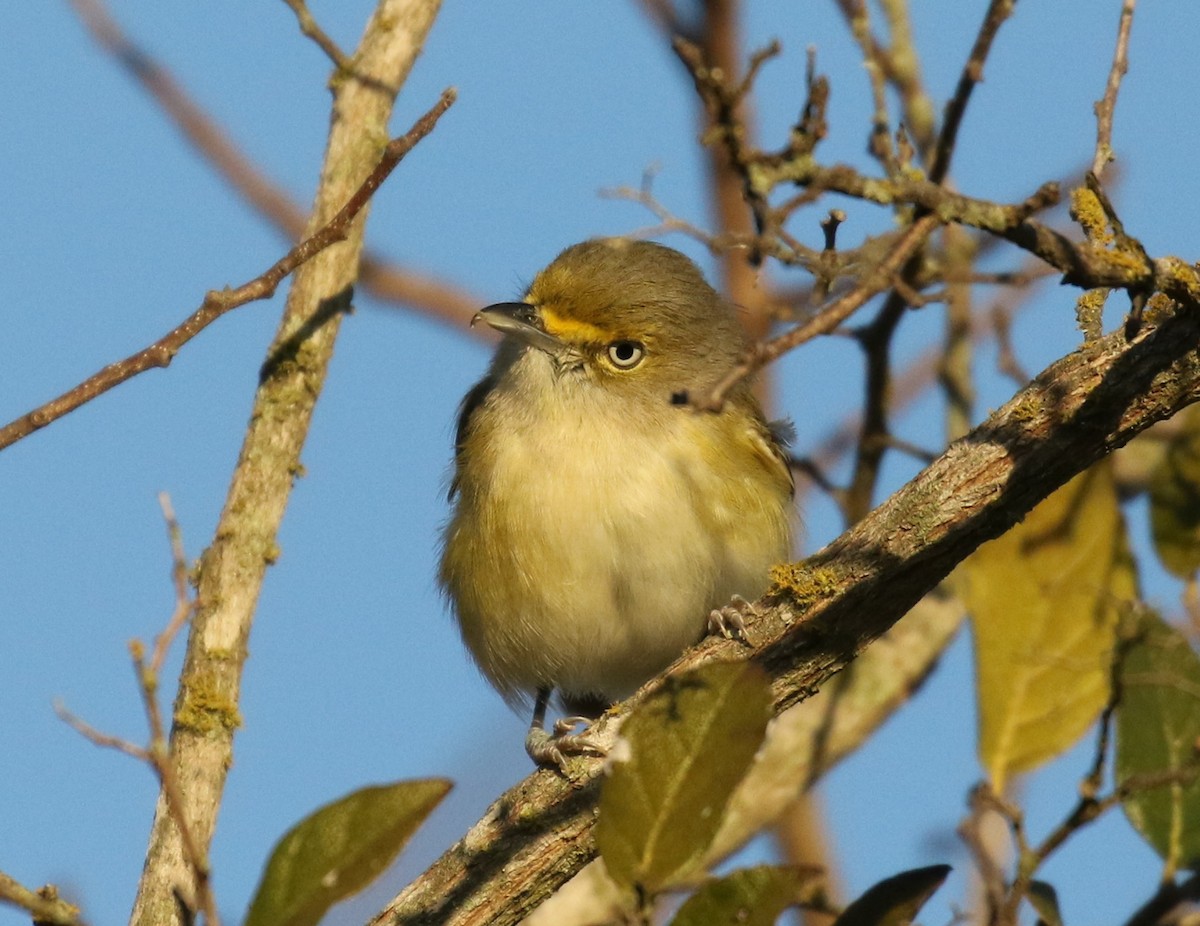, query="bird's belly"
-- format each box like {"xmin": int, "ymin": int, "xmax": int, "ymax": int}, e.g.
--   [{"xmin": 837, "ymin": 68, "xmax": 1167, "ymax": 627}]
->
[{"xmin": 442, "ymin": 418, "xmax": 786, "ymax": 705}]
